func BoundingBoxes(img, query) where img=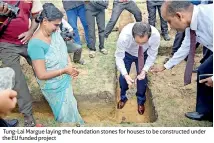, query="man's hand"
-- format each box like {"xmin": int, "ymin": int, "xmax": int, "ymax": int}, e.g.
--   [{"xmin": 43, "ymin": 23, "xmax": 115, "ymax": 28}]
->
[
  {"xmin": 0, "ymin": 2, "xmax": 11, "ymax": 16},
  {"xmin": 18, "ymin": 30, "xmax": 34, "ymax": 44},
  {"xmin": 134, "ymin": 70, "xmax": 146, "ymax": 85},
  {"xmin": 199, "ymin": 77, "xmax": 213, "ymax": 87},
  {"xmin": 150, "ymin": 65, "xmax": 166, "ymax": 73},
  {"xmin": 0, "ymin": 89, "xmax": 17, "ymax": 117},
  {"xmin": 137, "ymin": 70, "xmax": 146, "ymax": 80},
  {"xmin": 124, "ymin": 74, "xmax": 134, "ymax": 86}
]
